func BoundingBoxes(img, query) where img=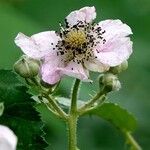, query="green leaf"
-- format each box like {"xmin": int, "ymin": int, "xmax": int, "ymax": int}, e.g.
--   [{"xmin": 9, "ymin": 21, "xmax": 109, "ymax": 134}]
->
[
  {"xmin": 56, "ymin": 97, "xmax": 85, "ymax": 109},
  {"xmin": 0, "ymin": 70, "xmax": 48, "ymax": 150},
  {"xmin": 0, "ymin": 102, "xmax": 4, "ymax": 116},
  {"xmin": 87, "ymin": 102, "xmax": 137, "ymax": 132}
]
